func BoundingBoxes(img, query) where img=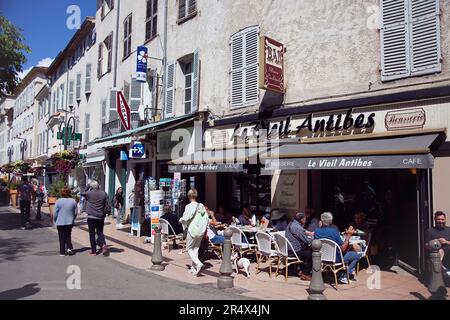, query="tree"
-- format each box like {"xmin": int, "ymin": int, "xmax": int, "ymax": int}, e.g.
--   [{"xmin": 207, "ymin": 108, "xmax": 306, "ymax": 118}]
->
[{"xmin": 0, "ymin": 14, "xmax": 30, "ymax": 98}]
